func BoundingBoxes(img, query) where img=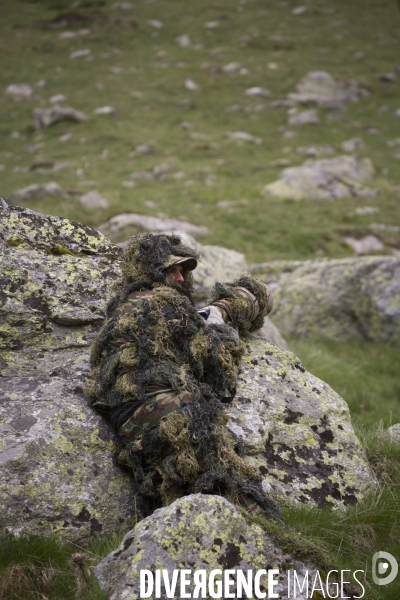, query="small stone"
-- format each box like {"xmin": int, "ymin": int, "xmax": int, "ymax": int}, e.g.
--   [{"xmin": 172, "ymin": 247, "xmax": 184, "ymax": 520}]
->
[
  {"xmin": 59, "ymin": 133, "xmax": 72, "ymax": 142},
  {"xmin": 205, "ymin": 21, "xmax": 219, "ymax": 28},
  {"xmin": 135, "ymin": 144, "xmax": 154, "ymax": 154},
  {"xmin": 344, "ymin": 235, "xmax": 385, "ymax": 255},
  {"xmin": 394, "ymin": 109, "xmax": 400, "ymax": 116},
  {"xmin": 245, "ymin": 87, "xmax": 270, "ymax": 98},
  {"xmin": 33, "ymin": 105, "xmax": 88, "ymax": 129},
  {"xmin": 59, "ymin": 31, "xmax": 76, "ymax": 39},
  {"xmin": 292, "ymin": 5, "xmax": 307, "ymax": 14},
  {"xmin": 282, "ymin": 130, "xmax": 297, "ymax": 138},
  {"xmin": 387, "ymin": 138, "xmax": 400, "ymax": 147},
  {"xmin": 268, "ymin": 62, "xmax": 279, "ymax": 70},
  {"xmin": 173, "ymin": 171, "xmax": 185, "ymax": 179},
  {"xmin": 34, "ymin": 79, "xmax": 46, "ymax": 89},
  {"xmin": 70, "ymin": 49, "xmax": 91, "ymax": 59},
  {"xmin": 0, "ymin": 164, "xmax": 5, "ymax": 171},
  {"xmin": 5, "ymin": 83, "xmax": 32, "ymax": 98},
  {"xmin": 222, "ymin": 62, "xmax": 242, "ymax": 73},
  {"xmin": 122, "ymin": 181, "xmax": 136, "ymax": 187},
  {"xmin": 296, "ymin": 145, "xmax": 334, "ymax": 156},
  {"xmin": 49, "ymin": 94, "xmax": 66, "ymax": 104},
  {"xmin": 288, "ymin": 109, "xmax": 319, "ymax": 126},
  {"xmin": 379, "ymin": 72, "xmax": 397, "ymax": 82},
  {"xmin": 342, "ymin": 137, "xmax": 364, "ymax": 152},
  {"xmin": 367, "ymin": 127, "xmax": 380, "ymax": 134},
  {"xmin": 8, "ymin": 182, "xmax": 67, "ymax": 202},
  {"xmin": 10, "ymin": 131, "xmax": 20, "ymax": 139},
  {"xmin": 378, "ymin": 105, "xmax": 389, "ymax": 113},
  {"xmin": 270, "ymin": 158, "xmax": 291, "ymax": 167},
  {"xmin": 147, "ymin": 19, "xmax": 163, "ymax": 28},
  {"xmin": 227, "ymin": 131, "xmax": 262, "ymax": 144},
  {"xmin": 180, "ymin": 121, "xmax": 191, "ymax": 130},
  {"xmin": 349, "ymin": 206, "xmax": 379, "ymax": 216},
  {"xmin": 112, "ymin": 2, "xmax": 134, "ymax": 9},
  {"xmin": 94, "ymin": 106, "xmax": 116, "ymax": 115},
  {"xmin": 80, "ymin": 190, "xmax": 109, "ymax": 209},
  {"xmin": 176, "ymin": 35, "xmax": 191, "ymax": 47},
  {"xmin": 185, "ymin": 79, "xmax": 199, "ymax": 91}
]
